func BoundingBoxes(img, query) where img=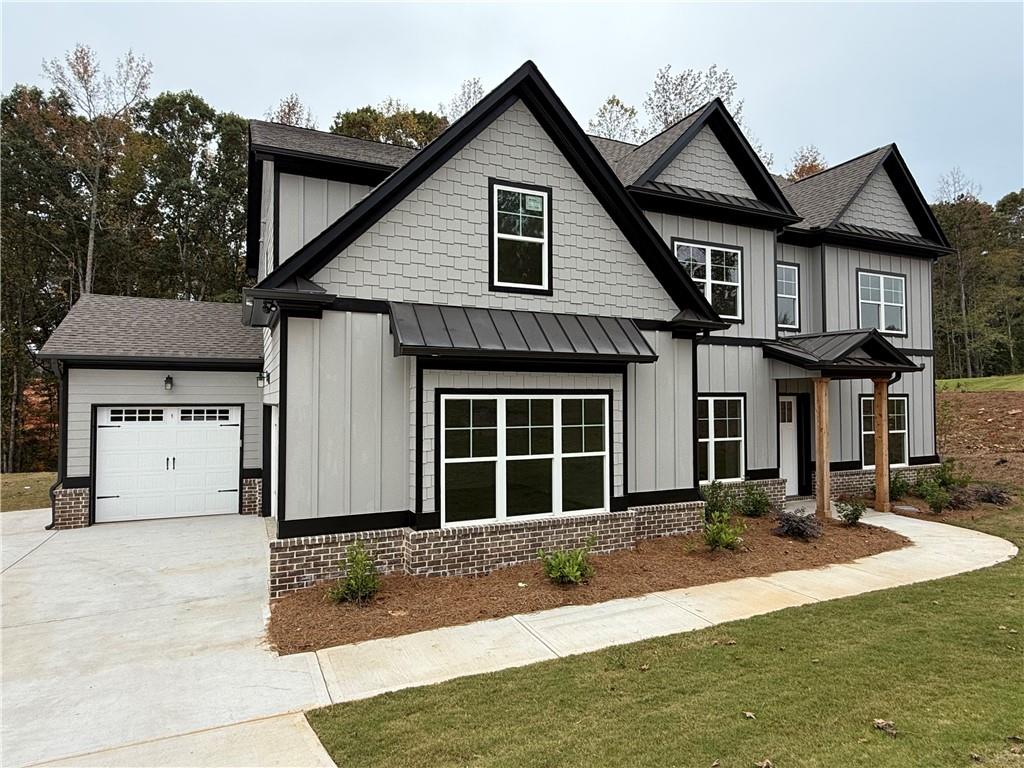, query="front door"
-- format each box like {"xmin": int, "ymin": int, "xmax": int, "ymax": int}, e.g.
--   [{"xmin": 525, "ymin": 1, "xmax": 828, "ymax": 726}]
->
[{"xmin": 778, "ymin": 396, "xmax": 798, "ymax": 497}]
